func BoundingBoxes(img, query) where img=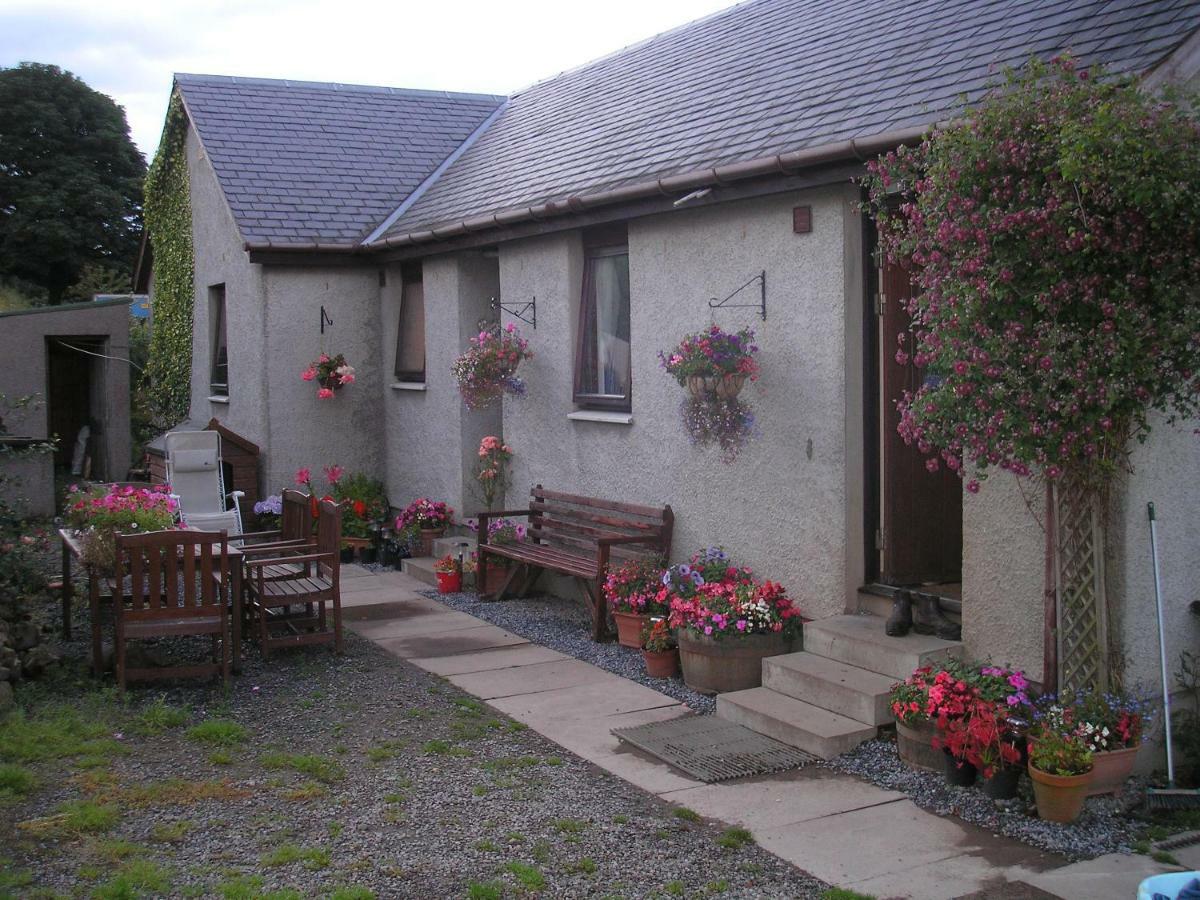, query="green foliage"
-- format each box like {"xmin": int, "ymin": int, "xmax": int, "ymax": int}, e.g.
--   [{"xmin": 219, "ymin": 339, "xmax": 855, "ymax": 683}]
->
[
  {"xmin": 0, "ymin": 63, "xmax": 145, "ymax": 302},
  {"xmin": 715, "ymin": 826, "xmax": 754, "ymax": 850},
  {"xmin": 501, "ymin": 861, "xmax": 545, "ymax": 890},
  {"xmin": 185, "ymin": 719, "xmax": 247, "ymax": 747},
  {"xmin": 56, "ymin": 799, "xmax": 121, "ymax": 833},
  {"xmin": 134, "ymin": 697, "xmax": 190, "ymax": 735},
  {"xmin": 259, "ymin": 752, "xmax": 345, "ymax": 783},
  {"xmin": 0, "ymin": 700, "xmax": 121, "ymax": 765},
  {"xmin": 672, "ymin": 807, "xmax": 701, "ymax": 823},
  {"xmin": 864, "ymin": 56, "xmax": 1200, "ymax": 488},
  {"xmin": 1174, "ymin": 650, "xmax": 1200, "ymax": 787},
  {"xmin": 466, "ymin": 882, "xmax": 504, "ymax": 900},
  {"xmin": 821, "ymin": 890, "xmax": 877, "ymax": 900},
  {"xmin": 0, "ymin": 764, "xmax": 36, "ymax": 799},
  {"xmin": 90, "ymin": 860, "xmax": 171, "ymax": 899},
  {"xmin": 142, "ymin": 92, "xmax": 194, "ymax": 426},
  {"xmin": 260, "ymin": 843, "xmax": 330, "ymax": 870},
  {"xmin": 328, "ymin": 888, "xmax": 375, "ymax": 900}
]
